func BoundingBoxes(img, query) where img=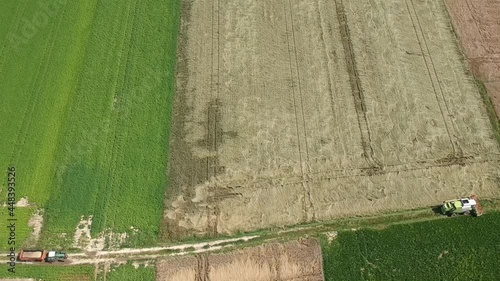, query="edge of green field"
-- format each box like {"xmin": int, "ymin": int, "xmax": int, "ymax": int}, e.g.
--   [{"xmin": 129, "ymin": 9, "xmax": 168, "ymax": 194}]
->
[
  {"xmin": 0, "ymin": 207, "xmax": 36, "ymax": 251},
  {"xmin": 321, "ymin": 211, "xmax": 500, "ymax": 281},
  {"xmin": 0, "ymin": 264, "xmax": 94, "ymax": 280},
  {"xmin": 0, "ymin": 0, "xmax": 181, "ymax": 249}
]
